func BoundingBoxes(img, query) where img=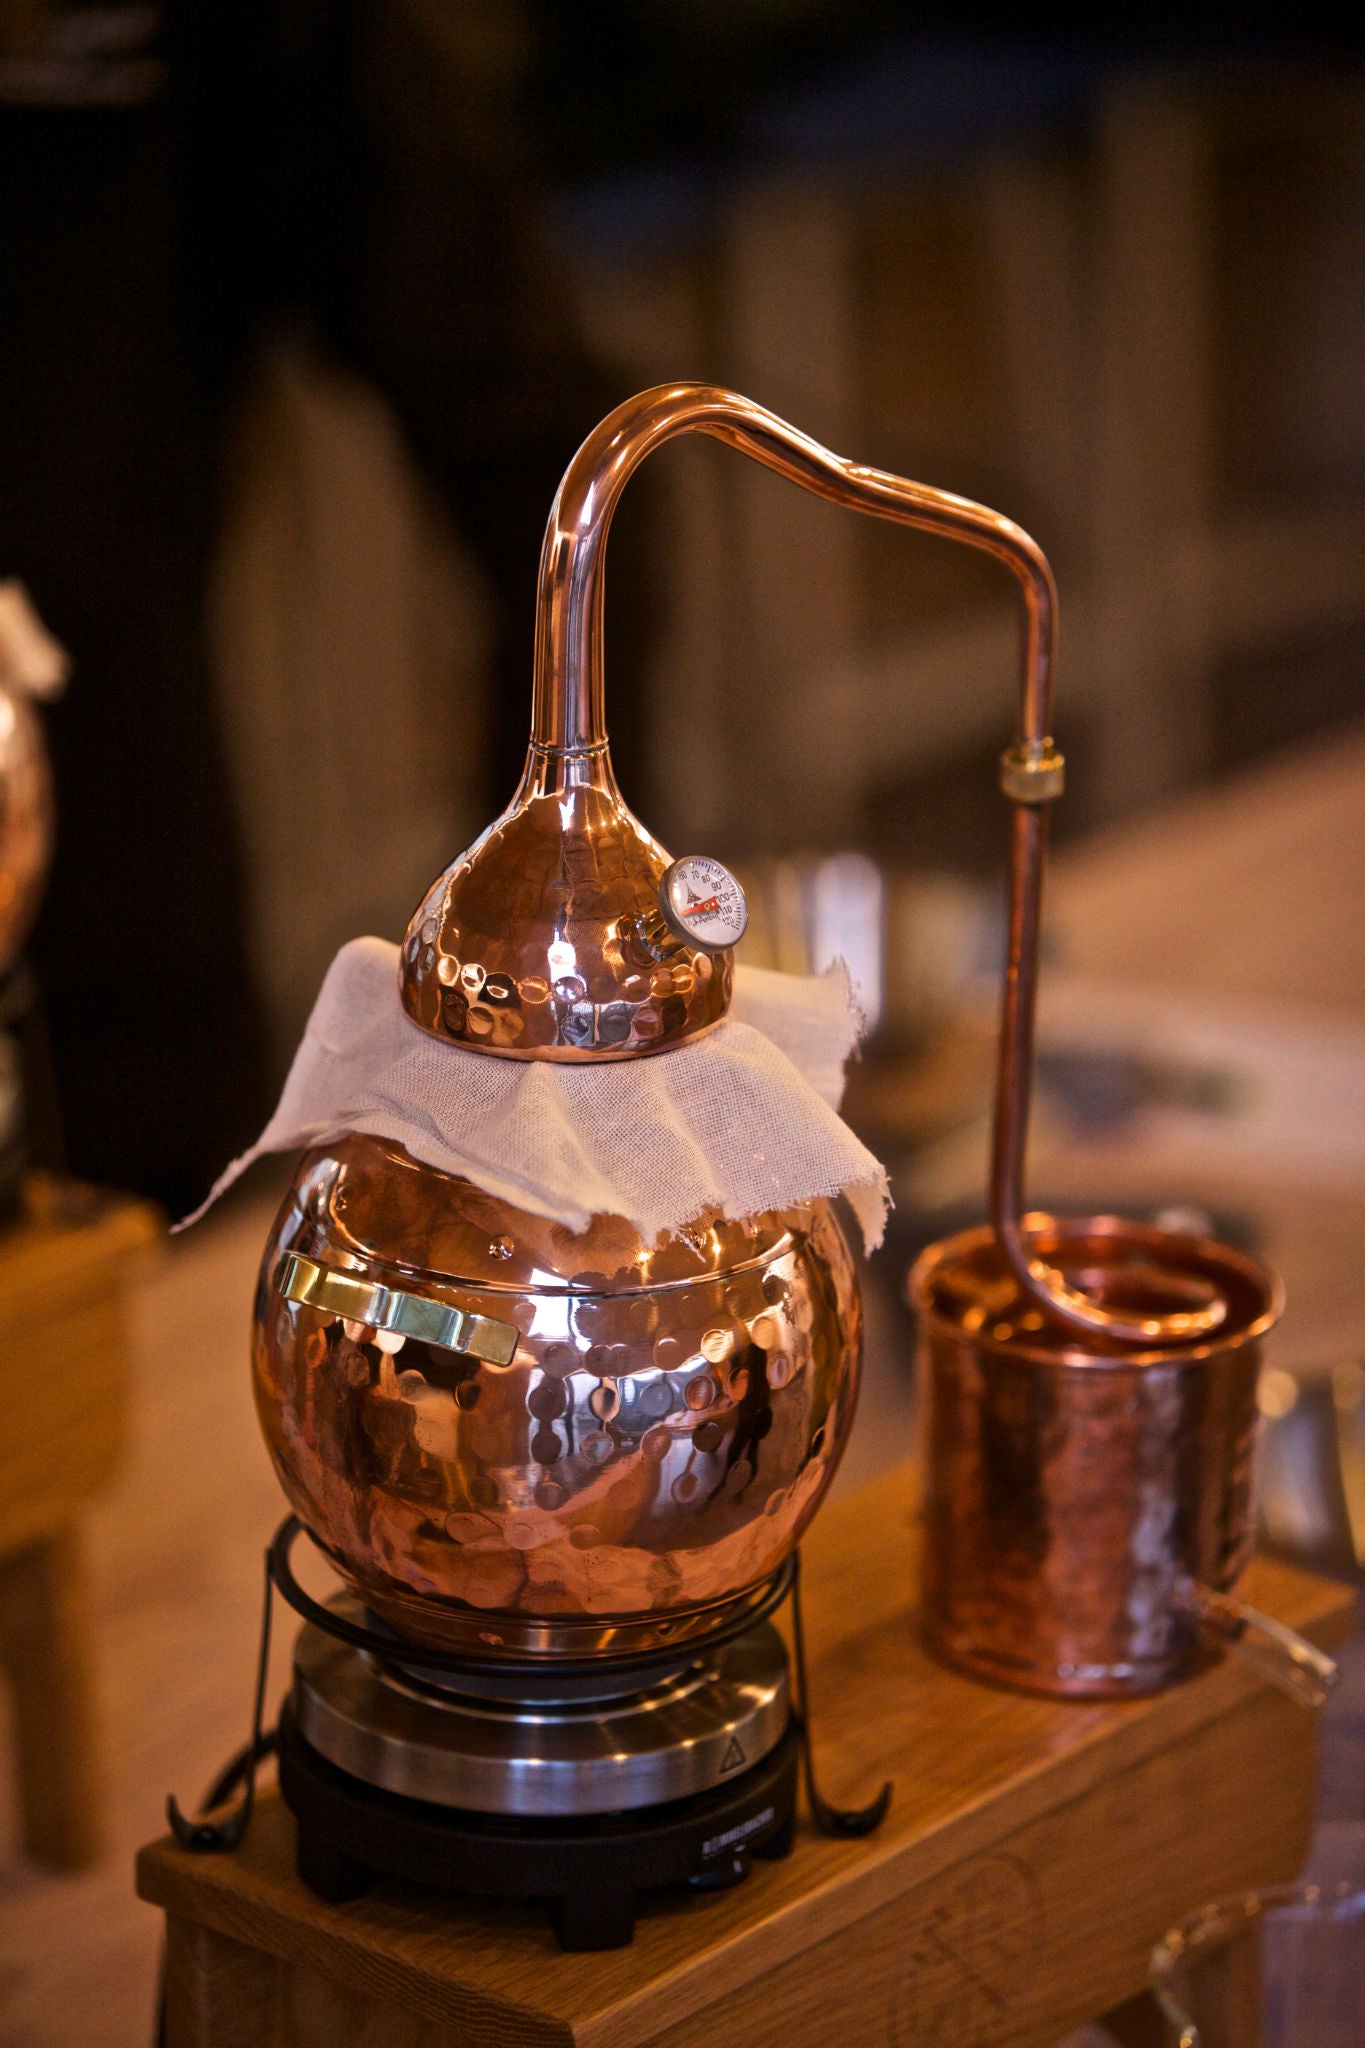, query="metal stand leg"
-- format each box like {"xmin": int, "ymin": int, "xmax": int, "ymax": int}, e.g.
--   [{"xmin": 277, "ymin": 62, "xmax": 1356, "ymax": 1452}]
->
[{"xmin": 789, "ymin": 1549, "xmax": 892, "ymax": 1838}]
